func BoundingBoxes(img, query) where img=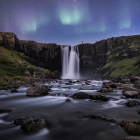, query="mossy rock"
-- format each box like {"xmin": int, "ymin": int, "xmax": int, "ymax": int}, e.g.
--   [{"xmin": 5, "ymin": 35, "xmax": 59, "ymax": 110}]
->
[{"xmin": 121, "ymin": 120, "xmax": 140, "ymax": 135}]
